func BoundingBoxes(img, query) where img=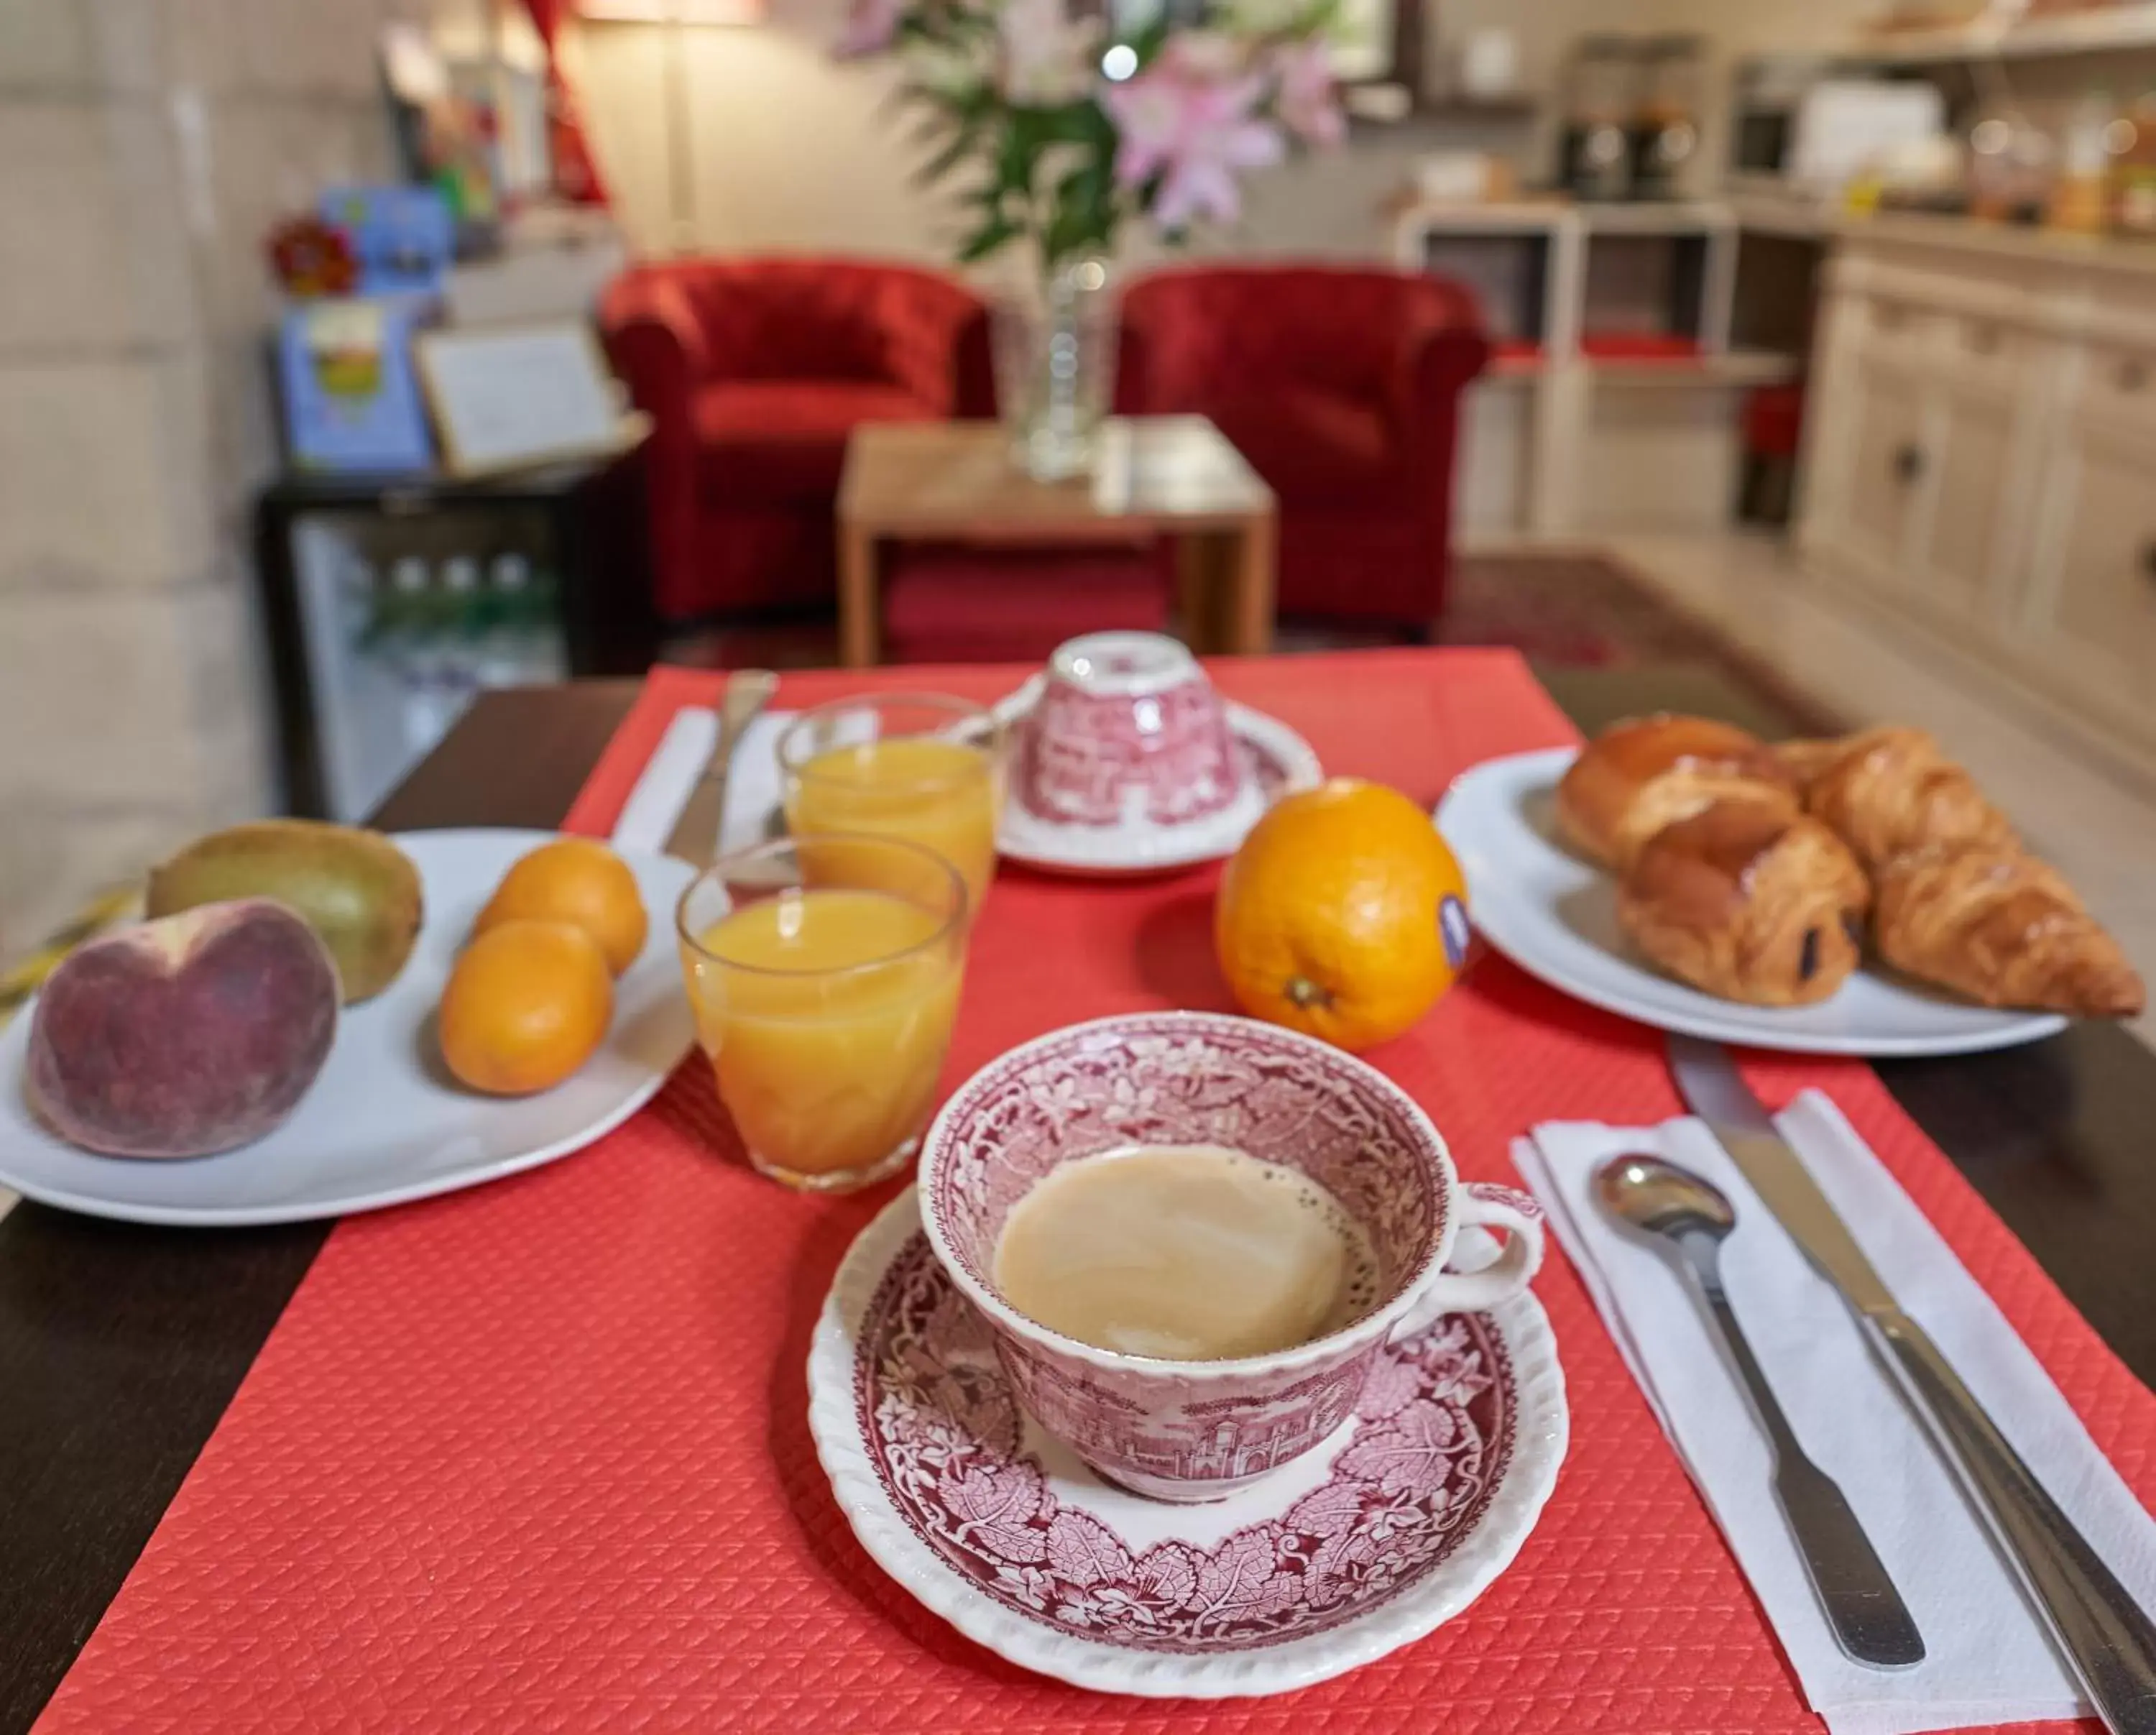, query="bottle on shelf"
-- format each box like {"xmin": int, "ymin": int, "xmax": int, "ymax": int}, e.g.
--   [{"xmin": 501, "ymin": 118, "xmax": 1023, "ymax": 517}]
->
[
  {"xmin": 1968, "ymin": 106, "xmax": 2057, "ymax": 226},
  {"xmin": 2111, "ymin": 90, "xmax": 2156, "ymax": 239},
  {"xmin": 2051, "ymin": 92, "xmax": 2116, "ymax": 234}
]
